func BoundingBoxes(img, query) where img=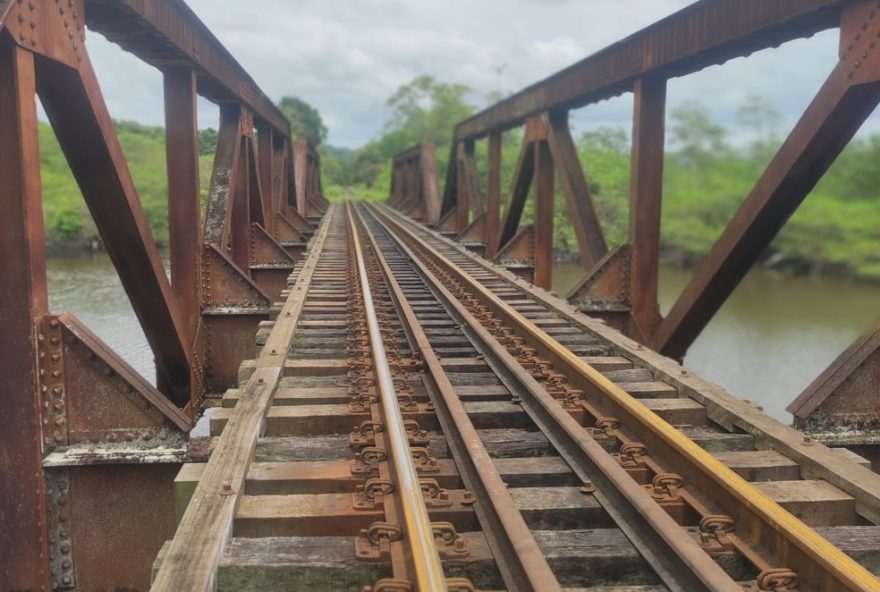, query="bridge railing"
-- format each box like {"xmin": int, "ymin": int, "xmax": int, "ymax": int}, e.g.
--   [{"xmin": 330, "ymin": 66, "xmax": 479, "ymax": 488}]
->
[
  {"xmin": 0, "ymin": 1, "xmax": 322, "ymax": 588},
  {"xmin": 388, "ymin": 142, "xmax": 441, "ymax": 225},
  {"xmin": 388, "ymin": 0, "xmax": 880, "ymax": 437}
]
